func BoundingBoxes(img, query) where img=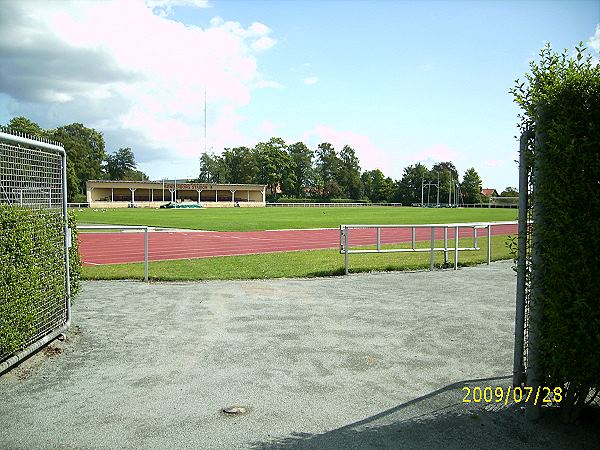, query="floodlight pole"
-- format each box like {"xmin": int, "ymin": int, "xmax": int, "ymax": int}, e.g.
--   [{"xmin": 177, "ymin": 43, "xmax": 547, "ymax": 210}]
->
[
  {"xmin": 421, "ymin": 178, "xmax": 424, "ymax": 207},
  {"xmin": 436, "ymin": 171, "xmax": 440, "ymax": 206}
]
